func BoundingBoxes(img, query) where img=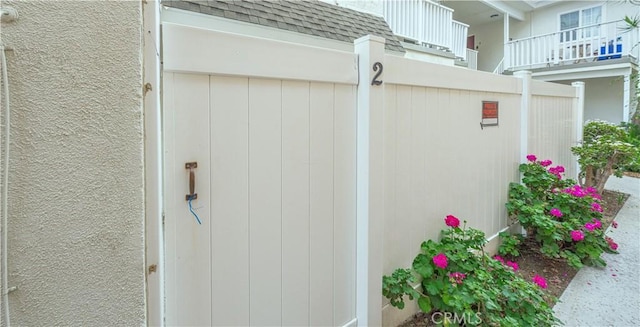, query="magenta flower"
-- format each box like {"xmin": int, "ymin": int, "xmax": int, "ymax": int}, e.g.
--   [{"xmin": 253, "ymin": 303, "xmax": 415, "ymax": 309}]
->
[
  {"xmin": 448, "ymin": 272, "xmax": 466, "ymax": 285},
  {"xmin": 592, "ymin": 219, "xmax": 602, "ymax": 229},
  {"xmin": 444, "ymin": 215, "xmax": 460, "ymax": 228},
  {"xmin": 433, "ymin": 253, "xmax": 448, "ymax": 269},
  {"xmin": 571, "ymin": 230, "xmax": 585, "ymax": 241},
  {"xmin": 612, "ymin": 221, "xmax": 619, "ymax": 229},
  {"xmin": 586, "ymin": 187, "xmax": 602, "ymax": 200},
  {"xmin": 493, "ymin": 255, "xmax": 505, "ymax": 264},
  {"xmin": 548, "ymin": 166, "xmax": 565, "ymax": 179},
  {"xmin": 540, "ymin": 160, "xmax": 552, "ymax": 167},
  {"xmin": 584, "ymin": 223, "xmax": 596, "ymax": 232},
  {"xmin": 532, "ymin": 275, "xmax": 548, "ymax": 289},
  {"xmin": 549, "ymin": 208, "xmax": 563, "ymax": 218},
  {"xmin": 591, "ymin": 202, "xmax": 603, "ymax": 212},
  {"xmin": 563, "ymin": 185, "xmax": 587, "ymax": 197},
  {"xmin": 506, "ymin": 261, "xmax": 519, "ymax": 271},
  {"xmin": 606, "ymin": 237, "xmax": 619, "ymax": 250},
  {"xmin": 526, "ymin": 154, "xmax": 537, "ymax": 162}
]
